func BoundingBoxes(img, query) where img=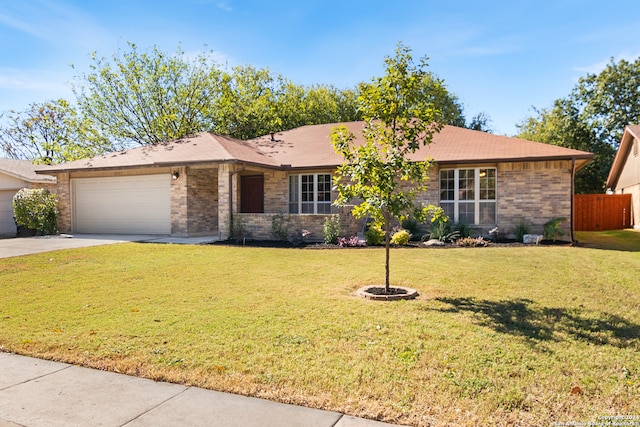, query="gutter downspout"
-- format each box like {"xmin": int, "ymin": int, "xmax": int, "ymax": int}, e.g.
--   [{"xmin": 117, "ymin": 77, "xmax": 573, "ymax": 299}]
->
[
  {"xmin": 570, "ymin": 157, "xmax": 576, "ymax": 243},
  {"xmin": 228, "ymin": 163, "xmax": 247, "ymax": 239}
]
